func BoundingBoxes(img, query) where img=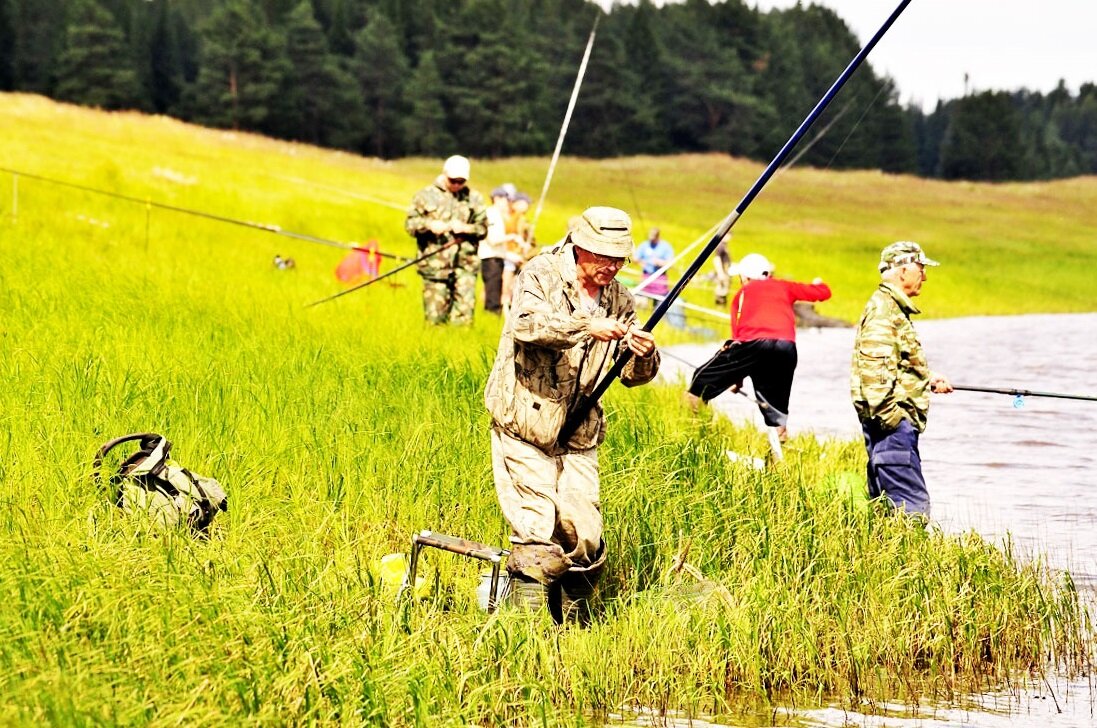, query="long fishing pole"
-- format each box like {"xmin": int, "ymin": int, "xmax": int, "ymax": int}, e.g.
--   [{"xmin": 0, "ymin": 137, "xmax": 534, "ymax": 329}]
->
[
  {"xmin": 1, "ymin": 165, "xmax": 410, "ymax": 260},
  {"xmin": 528, "ymin": 15, "xmax": 599, "ymax": 242},
  {"xmin": 304, "ymin": 238, "xmax": 460, "ymax": 308},
  {"xmin": 953, "ymin": 385, "xmax": 1097, "ymax": 403},
  {"xmin": 558, "ymin": 0, "xmax": 913, "ymax": 446}
]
